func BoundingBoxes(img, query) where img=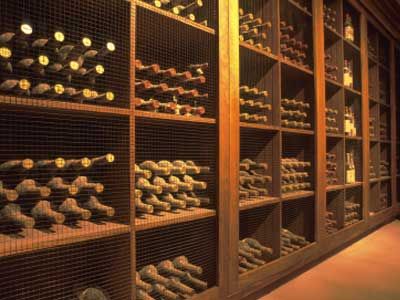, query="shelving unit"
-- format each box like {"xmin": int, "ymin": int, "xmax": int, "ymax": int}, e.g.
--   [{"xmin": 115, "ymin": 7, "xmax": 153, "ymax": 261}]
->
[{"xmin": 0, "ymin": 0, "xmax": 398, "ymax": 299}]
